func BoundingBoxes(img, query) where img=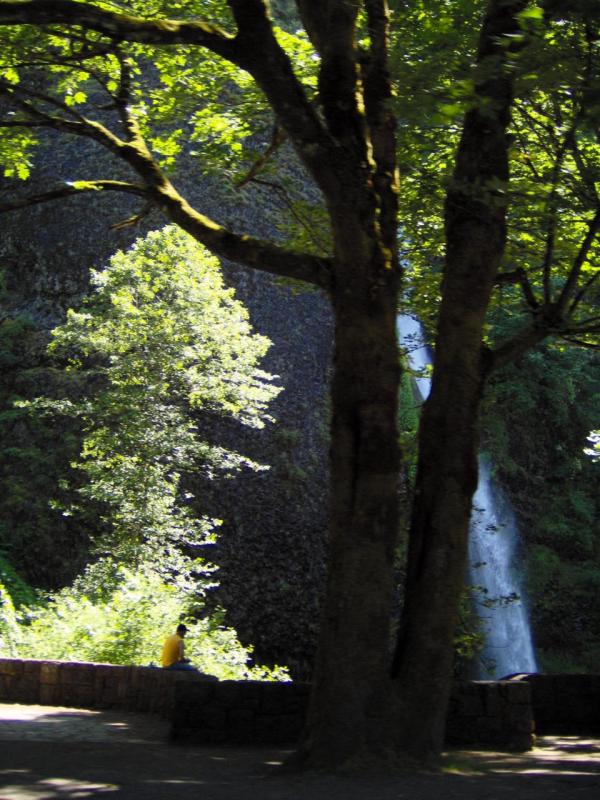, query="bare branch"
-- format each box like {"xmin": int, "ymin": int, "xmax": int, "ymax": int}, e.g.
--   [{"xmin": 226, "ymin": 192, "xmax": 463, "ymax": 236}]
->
[
  {"xmin": 0, "ymin": 180, "xmax": 148, "ymax": 212},
  {"xmin": 245, "ymin": 177, "xmax": 330, "ymax": 254},
  {"xmin": 570, "ymin": 268, "xmax": 600, "ymax": 315},
  {"xmin": 539, "ymin": 125, "xmax": 576, "ymax": 303},
  {"xmin": 560, "ymin": 337, "xmax": 600, "ymax": 349},
  {"xmin": 109, "ymin": 201, "xmax": 154, "ymax": 230},
  {"xmin": 495, "ymin": 266, "xmax": 540, "ymax": 309},
  {"xmin": 234, "ymin": 124, "xmax": 287, "ymax": 189},
  {"xmin": 556, "ymin": 206, "xmax": 600, "ymax": 315}
]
